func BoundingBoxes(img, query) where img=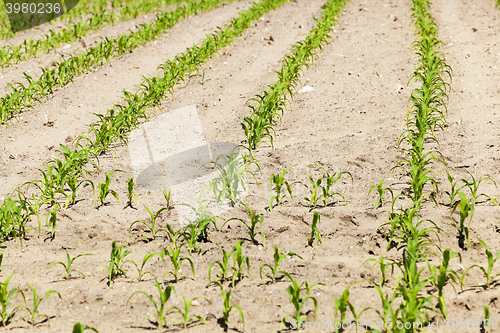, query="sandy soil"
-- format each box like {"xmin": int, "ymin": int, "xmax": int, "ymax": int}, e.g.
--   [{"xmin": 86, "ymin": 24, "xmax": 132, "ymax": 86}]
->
[{"xmin": 0, "ymin": 0, "xmax": 499, "ymax": 332}]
